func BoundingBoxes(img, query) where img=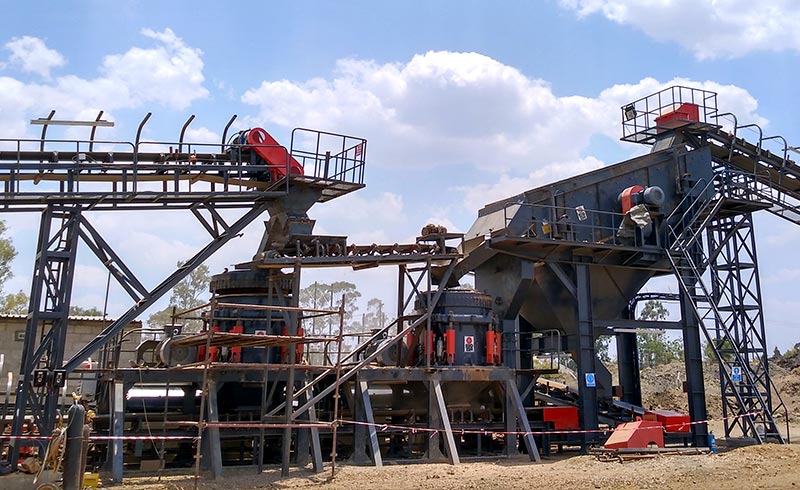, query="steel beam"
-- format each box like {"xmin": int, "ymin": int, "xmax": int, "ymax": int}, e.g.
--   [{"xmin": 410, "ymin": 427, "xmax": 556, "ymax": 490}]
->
[
  {"xmin": 64, "ymin": 201, "xmax": 271, "ymax": 372},
  {"xmin": 575, "ymin": 262, "xmax": 598, "ymax": 451},
  {"xmin": 358, "ymin": 379, "xmax": 383, "ymax": 467},
  {"xmin": 616, "ymin": 332, "xmax": 642, "ymax": 406},
  {"xmin": 206, "ymin": 380, "xmax": 223, "ymax": 479},
  {"xmin": 112, "ymin": 382, "xmax": 124, "ymax": 483},
  {"xmin": 680, "ymin": 288, "xmax": 709, "ymax": 447},
  {"xmin": 10, "ymin": 206, "xmax": 79, "ymax": 461},
  {"xmin": 506, "ymin": 379, "xmax": 540, "ymax": 462},
  {"xmin": 430, "ymin": 379, "xmax": 459, "ymax": 465},
  {"xmin": 291, "ymin": 260, "xmax": 457, "ymax": 420}
]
